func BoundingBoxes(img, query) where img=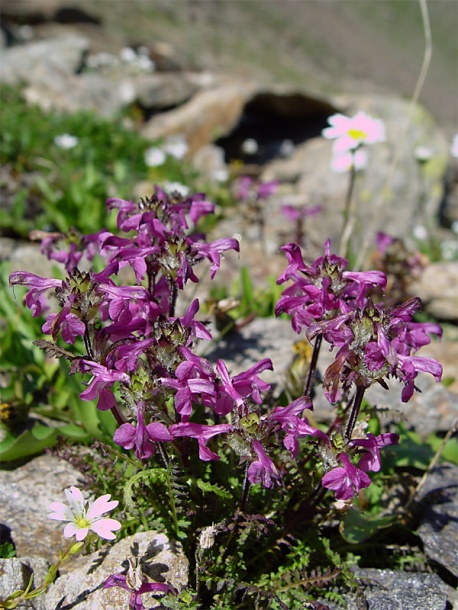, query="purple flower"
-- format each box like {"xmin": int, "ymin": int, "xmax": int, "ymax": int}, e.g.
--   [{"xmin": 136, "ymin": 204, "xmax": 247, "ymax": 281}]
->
[
  {"xmin": 191, "ymin": 237, "xmax": 240, "ymax": 279},
  {"xmin": 79, "ymin": 360, "xmax": 130, "ymax": 411},
  {"xmin": 105, "ymin": 570, "xmax": 176, "ymax": 610},
  {"xmin": 114, "ymin": 402, "xmax": 172, "ymax": 460},
  {"xmin": 269, "ymin": 397, "xmax": 329, "ymax": 458},
  {"xmin": 170, "ymin": 422, "xmax": 234, "ymax": 460},
  {"xmin": 160, "ymin": 348, "xmax": 217, "ymax": 419},
  {"xmin": 230, "ymin": 358, "xmax": 273, "ymax": 404},
  {"xmin": 9, "ymin": 271, "xmax": 63, "ymax": 317},
  {"xmin": 350, "ymin": 432, "xmax": 399, "ymax": 472},
  {"xmin": 42, "ymin": 306, "xmax": 85, "ymax": 344},
  {"xmin": 281, "ymin": 204, "xmax": 321, "ymax": 222},
  {"xmin": 319, "ymin": 298, "xmax": 443, "ymax": 403},
  {"xmin": 175, "ymin": 298, "xmax": 213, "ymax": 343},
  {"xmin": 247, "ymin": 440, "xmax": 281, "ymax": 488},
  {"xmin": 215, "ymin": 359, "xmax": 245, "ymax": 411},
  {"xmin": 322, "ymin": 452, "xmax": 371, "ymax": 500},
  {"xmin": 397, "ymin": 354, "xmax": 443, "ymax": 402}
]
